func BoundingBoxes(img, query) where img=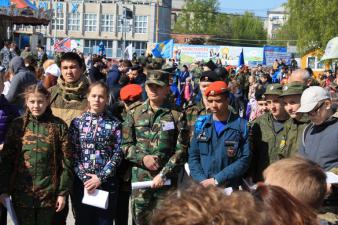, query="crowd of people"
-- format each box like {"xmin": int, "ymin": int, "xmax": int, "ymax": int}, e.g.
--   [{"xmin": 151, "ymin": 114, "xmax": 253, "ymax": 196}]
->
[{"xmin": 0, "ymin": 40, "xmax": 338, "ymax": 225}]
